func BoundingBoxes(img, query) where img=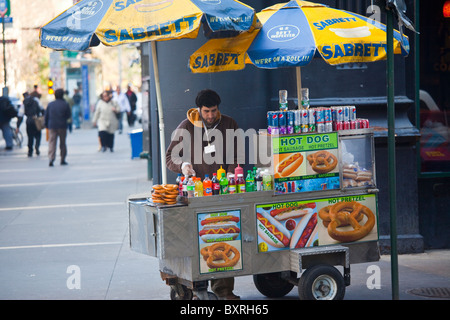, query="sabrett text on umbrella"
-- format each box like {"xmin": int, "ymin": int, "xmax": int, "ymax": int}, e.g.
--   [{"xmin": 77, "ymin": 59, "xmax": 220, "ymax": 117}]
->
[
  {"xmin": 313, "ymin": 17, "xmax": 358, "ymax": 31},
  {"xmin": 103, "ymin": 16, "xmax": 198, "ymax": 43},
  {"xmin": 321, "ymin": 42, "xmax": 387, "ymax": 60},
  {"xmin": 191, "ymin": 53, "xmax": 240, "ymax": 69}
]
